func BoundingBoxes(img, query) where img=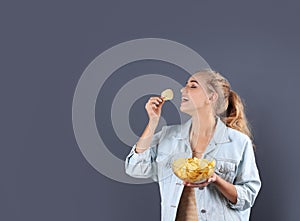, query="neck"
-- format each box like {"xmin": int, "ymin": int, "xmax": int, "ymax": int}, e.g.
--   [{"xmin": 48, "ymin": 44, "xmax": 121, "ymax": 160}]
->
[{"xmin": 190, "ymin": 111, "xmax": 216, "ymax": 137}]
